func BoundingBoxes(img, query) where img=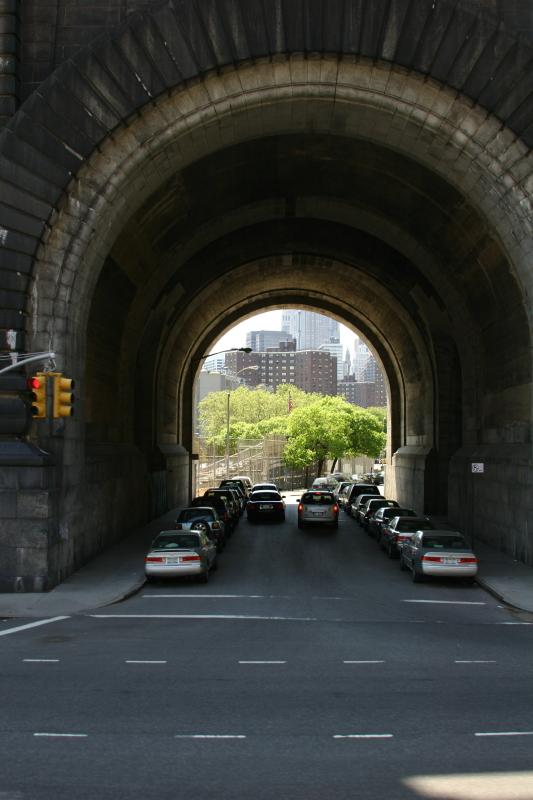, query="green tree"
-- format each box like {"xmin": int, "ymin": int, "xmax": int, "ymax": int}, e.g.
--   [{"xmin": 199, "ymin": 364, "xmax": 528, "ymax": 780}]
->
[{"xmin": 283, "ymin": 396, "xmax": 386, "ymax": 476}]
